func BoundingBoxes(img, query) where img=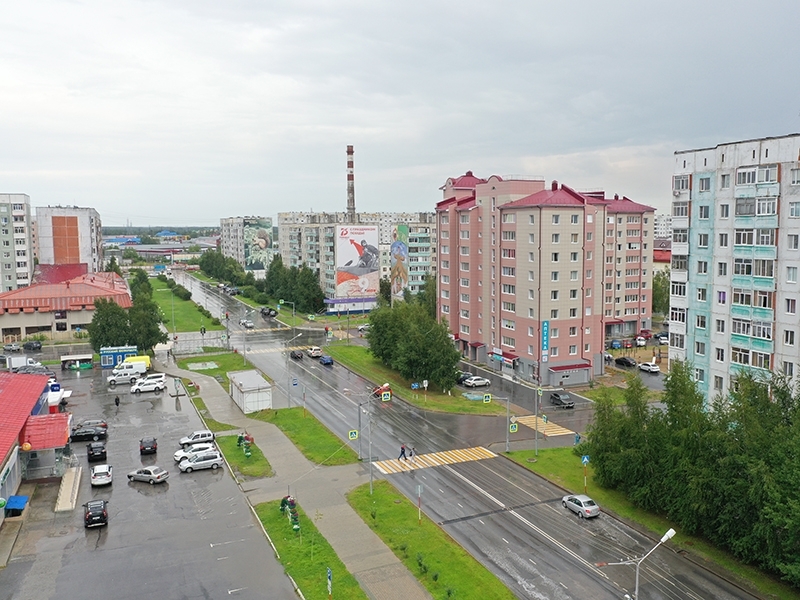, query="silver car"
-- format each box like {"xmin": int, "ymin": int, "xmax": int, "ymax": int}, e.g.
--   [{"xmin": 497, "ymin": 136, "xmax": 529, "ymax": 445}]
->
[
  {"xmin": 174, "ymin": 442, "xmax": 217, "ymax": 463},
  {"xmin": 178, "ymin": 451, "xmax": 223, "ymax": 473},
  {"xmin": 90, "ymin": 464, "xmax": 113, "ymax": 486},
  {"xmin": 127, "ymin": 466, "xmax": 169, "ymax": 484},
  {"xmin": 562, "ymin": 494, "xmax": 601, "ymax": 518}
]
